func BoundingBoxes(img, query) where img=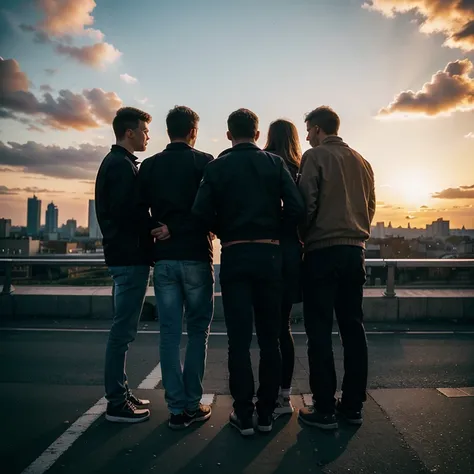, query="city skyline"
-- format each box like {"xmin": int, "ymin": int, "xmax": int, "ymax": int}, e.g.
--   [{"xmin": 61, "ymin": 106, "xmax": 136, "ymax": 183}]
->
[{"xmin": 0, "ymin": 0, "xmax": 473, "ymax": 228}]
